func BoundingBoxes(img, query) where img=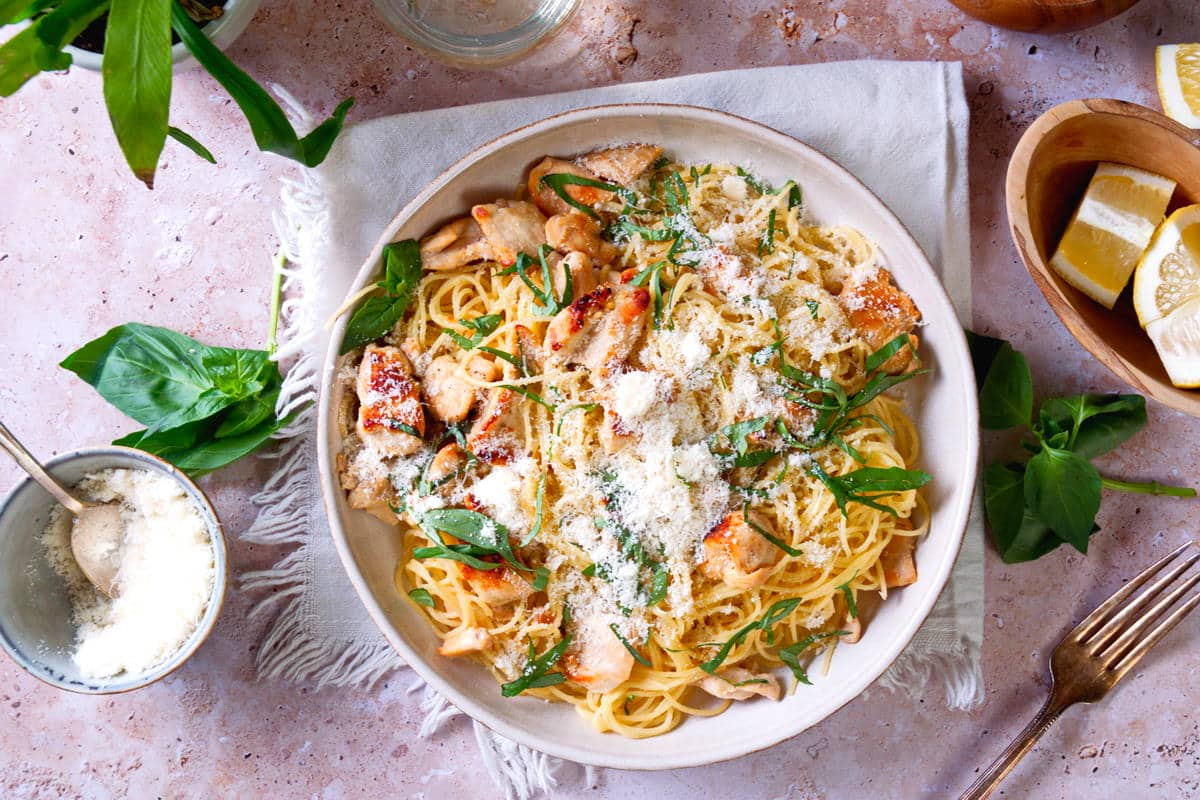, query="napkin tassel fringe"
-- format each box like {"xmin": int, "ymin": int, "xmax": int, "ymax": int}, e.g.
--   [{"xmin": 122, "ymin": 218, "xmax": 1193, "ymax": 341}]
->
[{"xmin": 875, "ymin": 634, "xmax": 983, "ymax": 710}]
